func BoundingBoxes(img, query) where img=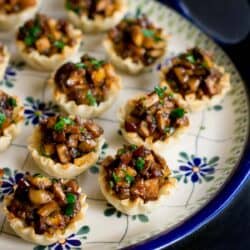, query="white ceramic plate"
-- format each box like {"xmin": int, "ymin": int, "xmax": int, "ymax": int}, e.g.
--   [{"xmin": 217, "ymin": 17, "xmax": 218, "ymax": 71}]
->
[{"xmin": 0, "ymin": 0, "xmax": 249, "ymax": 249}]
